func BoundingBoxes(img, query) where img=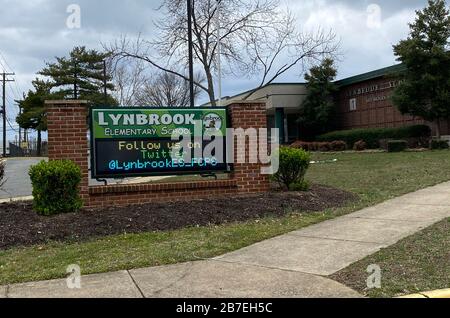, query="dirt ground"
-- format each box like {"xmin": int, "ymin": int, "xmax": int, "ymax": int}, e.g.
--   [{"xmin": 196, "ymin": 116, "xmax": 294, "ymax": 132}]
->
[{"xmin": 0, "ymin": 185, "xmax": 357, "ymax": 250}]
